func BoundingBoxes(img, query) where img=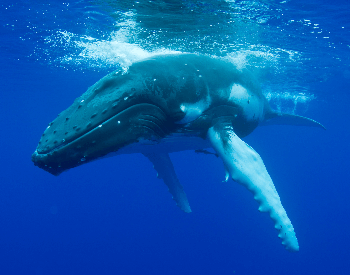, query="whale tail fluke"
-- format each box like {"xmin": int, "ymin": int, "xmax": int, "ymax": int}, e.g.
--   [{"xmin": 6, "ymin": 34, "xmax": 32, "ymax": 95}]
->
[{"xmin": 262, "ymin": 111, "xmax": 326, "ymax": 130}]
